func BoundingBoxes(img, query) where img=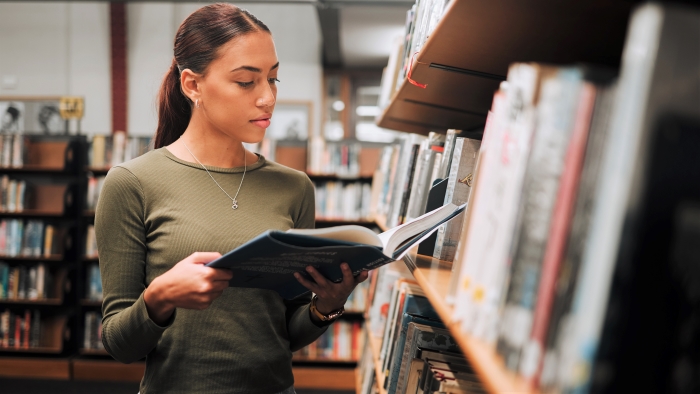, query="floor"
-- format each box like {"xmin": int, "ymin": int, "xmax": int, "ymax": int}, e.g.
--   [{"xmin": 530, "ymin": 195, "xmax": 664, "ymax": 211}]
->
[{"xmin": 0, "ymin": 379, "xmax": 354, "ymax": 394}]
